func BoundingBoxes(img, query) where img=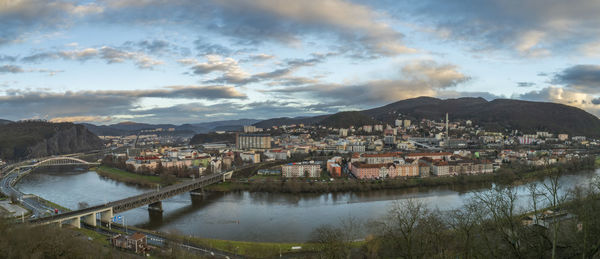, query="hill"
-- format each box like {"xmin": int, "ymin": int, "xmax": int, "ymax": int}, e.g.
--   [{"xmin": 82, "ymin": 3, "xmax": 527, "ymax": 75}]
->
[
  {"xmin": 253, "ymin": 97, "xmax": 600, "ymax": 136},
  {"xmin": 318, "ymin": 111, "xmax": 380, "ymax": 128},
  {"xmin": 252, "ymin": 115, "xmax": 328, "ymax": 128},
  {"xmin": 0, "ymin": 119, "xmax": 12, "ymax": 125},
  {"xmin": 82, "ymin": 119, "xmax": 260, "ymax": 136},
  {"xmin": 189, "ymin": 132, "xmax": 237, "ymax": 145},
  {"xmin": 0, "ymin": 121, "xmax": 104, "ymax": 161}
]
